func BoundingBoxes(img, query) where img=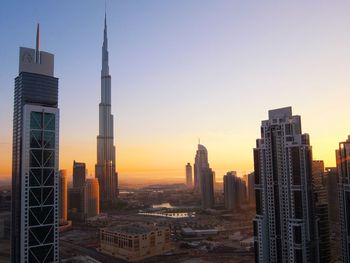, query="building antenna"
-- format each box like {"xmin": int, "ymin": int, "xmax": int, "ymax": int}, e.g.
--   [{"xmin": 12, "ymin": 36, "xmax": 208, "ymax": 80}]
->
[{"xmin": 35, "ymin": 23, "xmax": 40, "ymax": 63}]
